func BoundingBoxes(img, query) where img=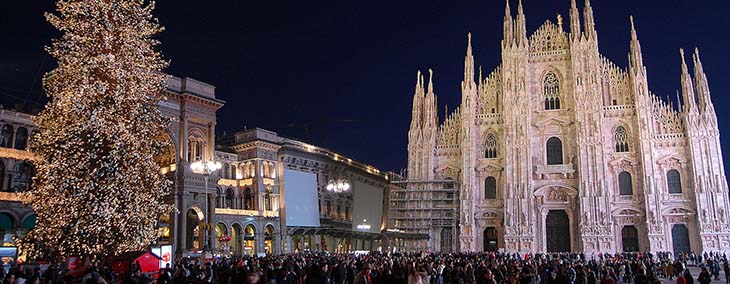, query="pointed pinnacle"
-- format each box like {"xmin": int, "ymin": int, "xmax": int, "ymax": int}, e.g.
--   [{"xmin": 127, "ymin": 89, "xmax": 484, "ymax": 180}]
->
[
  {"xmin": 694, "ymin": 47, "xmax": 702, "ymax": 66},
  {"xmin": 680, "ymin": 48, "xmax": 688, "ymax": 70},
  {"xmin": 630, "ymin": 16, "xmax": 635, "ymax": 31},
  {"xmin": 428, "ymin": 68, "xmax": 434, "ymax": 93},
  {"xmin": 467, "ymin": 32, "xmax": 473, "ymax": 54},
  {"xmin": 585, "ymin": 0, "xmax": 591, "ymax": 7},
  {"xmin": 571, "ymin": 0, "xmax": 577, "ymax": 9},
  {"xmin": 505, "ymin": 0, "xmax": 511, "ymax": 16},
  {"xmin": 517, "ymin": 0, "xmax": 524, "ymax": 14},
  {"xmin": 630, "ymin": 16, "xmax": 638, "ymax": 40}
]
